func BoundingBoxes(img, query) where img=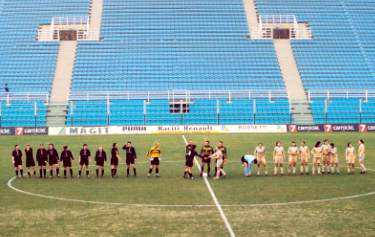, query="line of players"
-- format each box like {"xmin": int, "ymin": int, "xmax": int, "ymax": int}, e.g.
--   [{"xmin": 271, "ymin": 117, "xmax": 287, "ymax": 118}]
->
[
  {"xmin": 11, "ymin": 139, "xmax": 367, "ymax": 179},
  {"xmin": 245, "ymin": 139, "xmax": 367, "ymax": 176},
  {"xmin": 11, "ymin": 142, "xmax": 141, "ymax": 178}
]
